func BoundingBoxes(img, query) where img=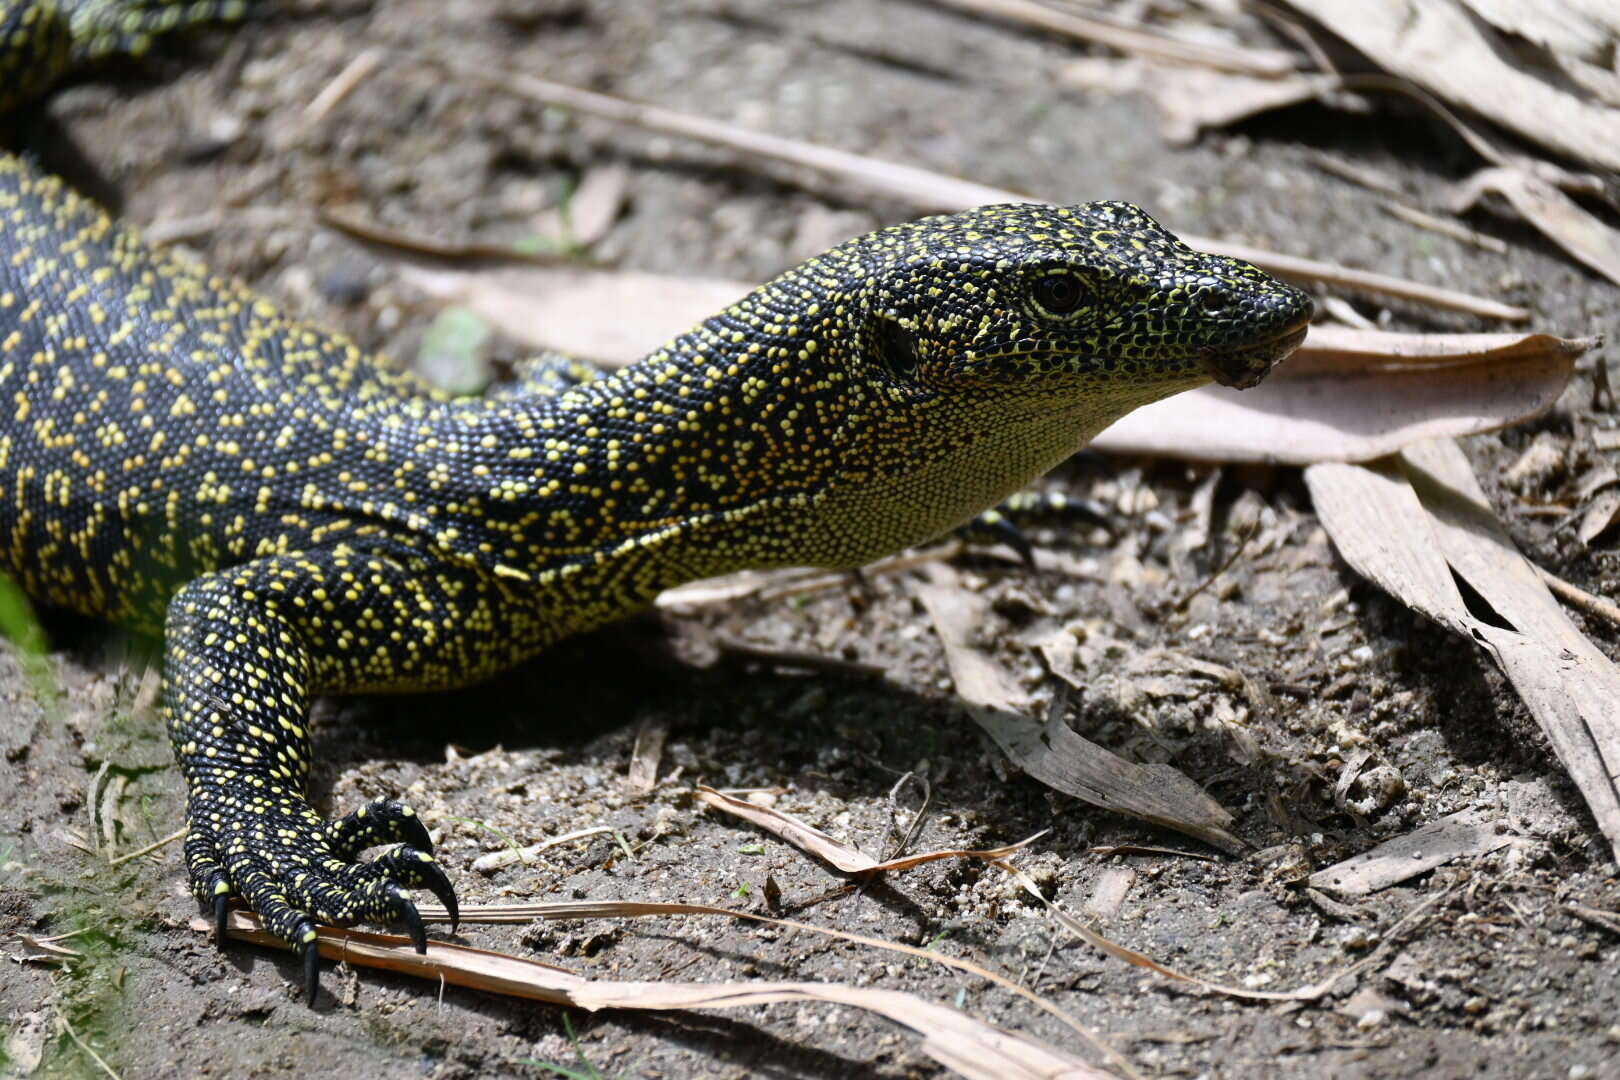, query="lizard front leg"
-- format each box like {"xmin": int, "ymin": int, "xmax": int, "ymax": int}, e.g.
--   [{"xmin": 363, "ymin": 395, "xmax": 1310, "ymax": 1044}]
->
[
  {"xmin": 486, "ymin": 350, "xmax": 609, "ymax": 401},
  {"xmin": 165, "ymin": 548, "xmax": 513, "ymax": 1003}
]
